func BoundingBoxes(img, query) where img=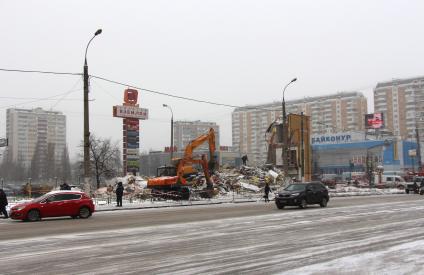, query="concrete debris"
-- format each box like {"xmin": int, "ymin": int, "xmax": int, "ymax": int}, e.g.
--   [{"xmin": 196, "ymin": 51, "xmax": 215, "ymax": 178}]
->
[
  {"xmin": 239, "ymin": 182, "xmax": 261, "ymax": 192},
  {"xmin": 95, "ymin": 165, "xmax": 286, "ymax": 199},
  {"xmin": 96, "ymin": 175, "xmax": 148, "ymax": 196}
]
